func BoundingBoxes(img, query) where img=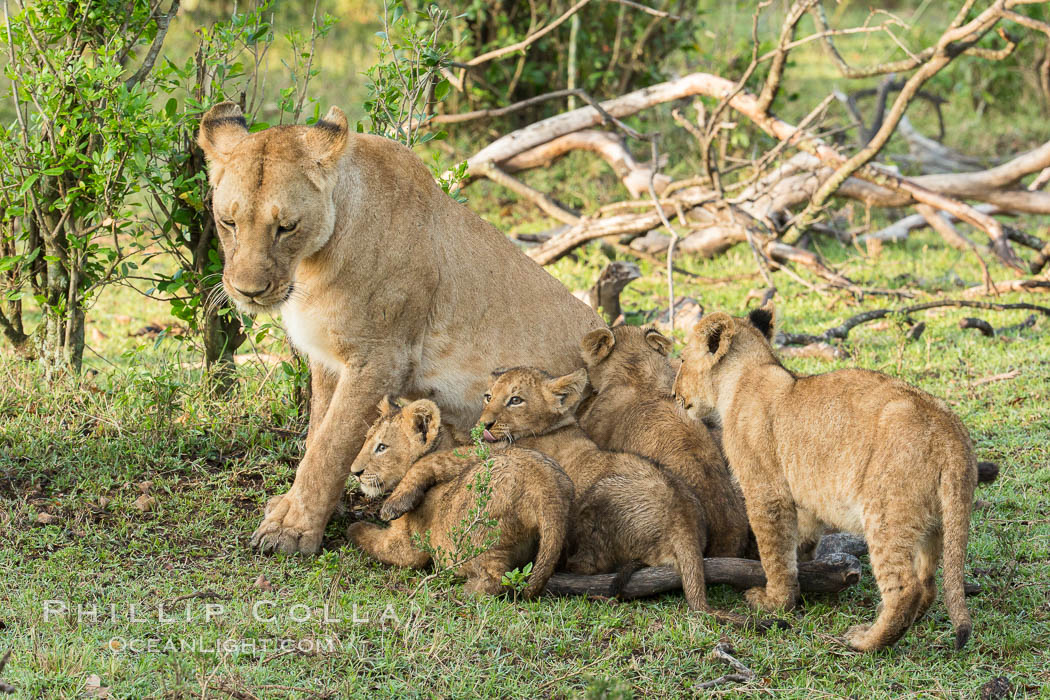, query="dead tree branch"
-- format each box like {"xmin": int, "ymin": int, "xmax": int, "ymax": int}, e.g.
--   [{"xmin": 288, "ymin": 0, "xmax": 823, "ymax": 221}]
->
[{"xmin": 777, "ymin": 298, "xmax": 1050, "ymax": 346}]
